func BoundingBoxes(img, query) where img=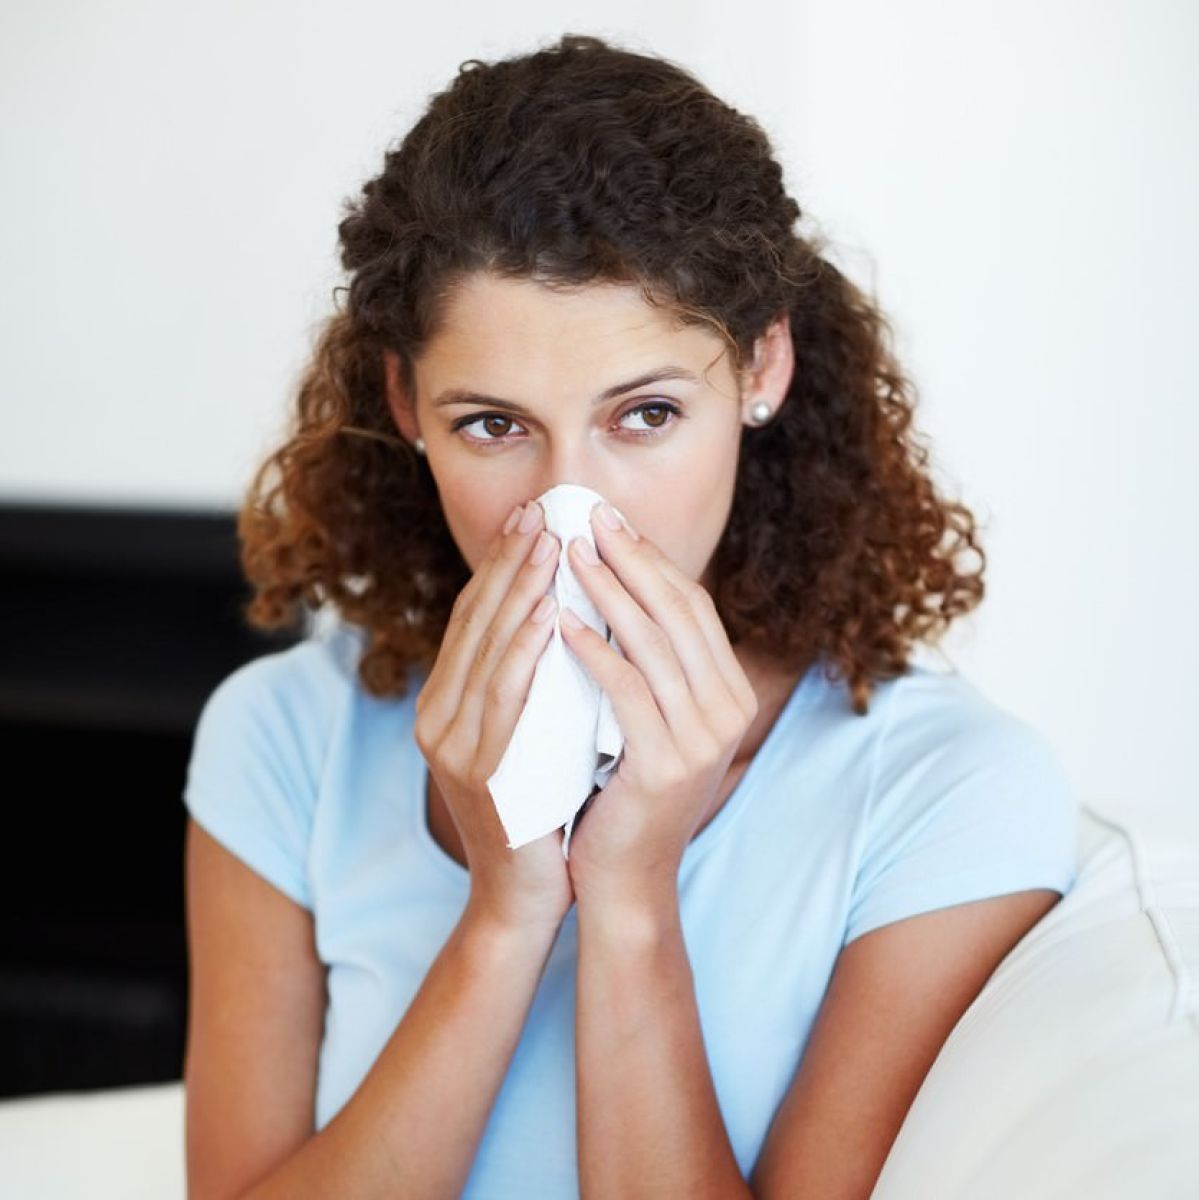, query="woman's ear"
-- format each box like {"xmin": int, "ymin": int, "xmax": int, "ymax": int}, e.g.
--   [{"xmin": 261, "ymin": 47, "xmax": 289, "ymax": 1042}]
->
[
  {"xmin": 739, "ymin": 311, "xmax": 794, "ymax": 419},
  {"xmin": 383, "ymin": 349, "xmax": 422, "ymax": 445}
]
